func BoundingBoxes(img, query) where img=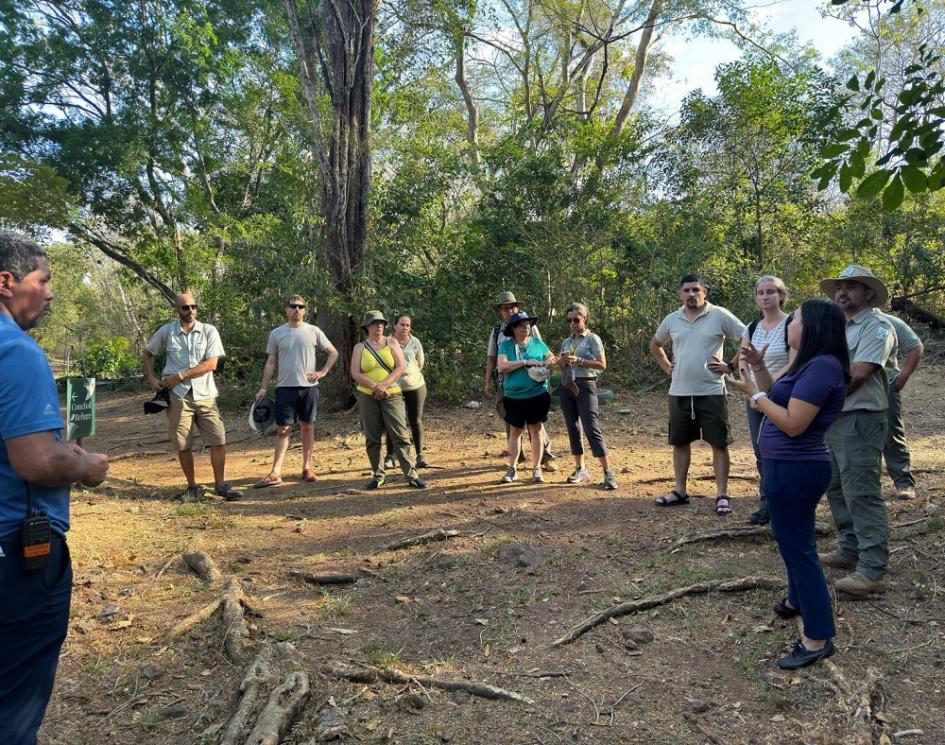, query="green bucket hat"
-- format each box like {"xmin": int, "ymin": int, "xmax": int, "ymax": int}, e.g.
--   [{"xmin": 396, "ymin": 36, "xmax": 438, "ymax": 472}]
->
[
  {"xmin": 361, "ymin": 310, "xmax": 389, "ymax": 330},
  {"xmin": 492, "ymin": 291, "xmax": 522, "ymax": 311},
  {"xmin": 820, "ymin": 264, "xmax": 889, "ymax": 308}
]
